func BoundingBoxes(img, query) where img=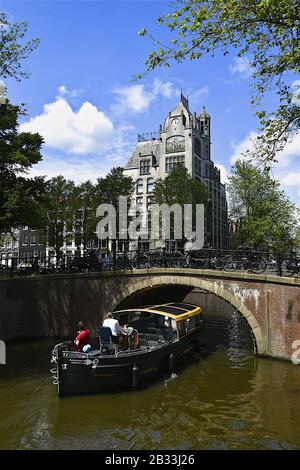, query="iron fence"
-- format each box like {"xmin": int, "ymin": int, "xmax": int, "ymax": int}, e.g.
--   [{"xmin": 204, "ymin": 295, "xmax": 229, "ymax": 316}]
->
[{"xmin": 0, "ymin": 248, "xmax": 299, "ymax": 278}]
